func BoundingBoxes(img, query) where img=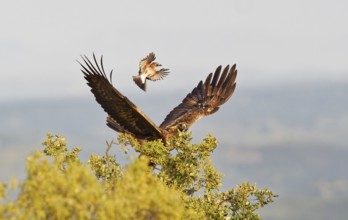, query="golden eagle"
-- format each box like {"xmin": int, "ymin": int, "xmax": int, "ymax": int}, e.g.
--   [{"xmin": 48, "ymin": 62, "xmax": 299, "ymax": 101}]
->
[
  {"xmin": 79, "ymin": 54, "xmax": 237, "ymax": 143},
  {"xmin": 133, "ymin": 52, "xmax": 169, "ymax": 91}
]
